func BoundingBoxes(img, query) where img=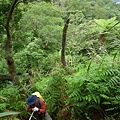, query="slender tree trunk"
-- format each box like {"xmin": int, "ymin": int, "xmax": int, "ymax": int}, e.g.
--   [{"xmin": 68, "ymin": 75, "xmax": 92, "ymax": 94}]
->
[
  {"xmin": 61, "ymin": 19, "xmax": 70, "ymax": 66},
  {"xmin": 4, "ymin": 0, "xmax": 28, "ymax": 96},
  {"xmin": 4, "ymin": 0, "xmax": 20, "ymax": 85}
]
